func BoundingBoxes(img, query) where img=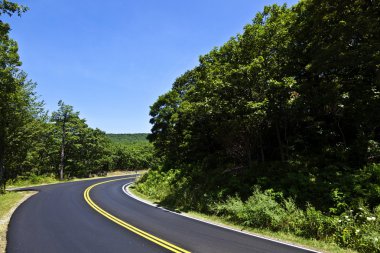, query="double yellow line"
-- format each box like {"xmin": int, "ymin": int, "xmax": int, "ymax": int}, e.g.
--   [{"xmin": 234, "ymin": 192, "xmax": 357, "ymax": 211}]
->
[{"xmin": 83, "ymin": 178, "xmax": 190, "ymax": 253}]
